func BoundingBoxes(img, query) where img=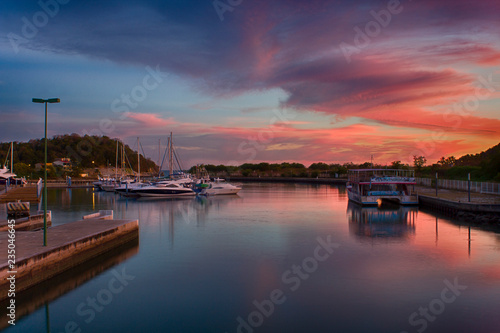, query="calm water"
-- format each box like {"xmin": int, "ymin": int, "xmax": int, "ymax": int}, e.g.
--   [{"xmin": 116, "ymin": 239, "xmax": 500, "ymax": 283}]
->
[{"xmin": 3, "ymin": 183, "xmax": 500, "ymax": 333}]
